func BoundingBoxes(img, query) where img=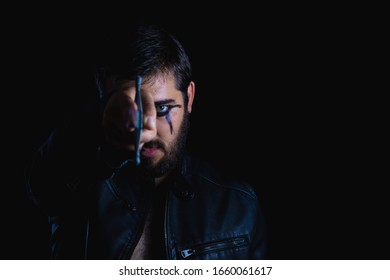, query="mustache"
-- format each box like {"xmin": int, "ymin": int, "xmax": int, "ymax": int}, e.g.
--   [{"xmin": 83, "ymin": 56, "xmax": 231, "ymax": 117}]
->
[{"xmin": 142, "ymin": 140, "xmax": 166, "ymax": 151}]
